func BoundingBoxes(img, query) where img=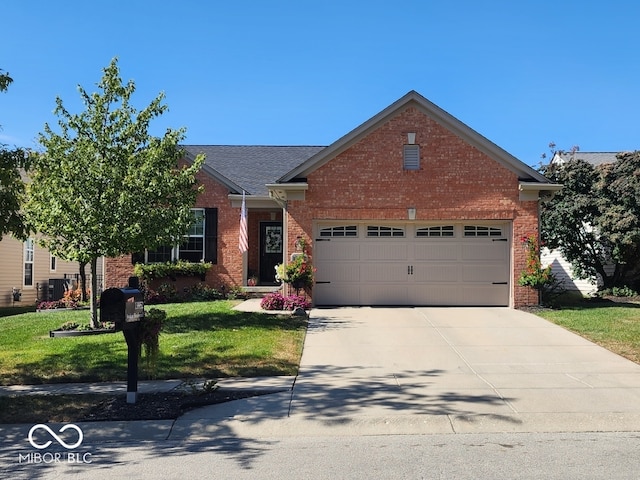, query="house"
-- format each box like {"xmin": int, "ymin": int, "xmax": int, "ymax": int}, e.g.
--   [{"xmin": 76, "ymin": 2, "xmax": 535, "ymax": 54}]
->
[
  {"xmin": 0, "ymin": 235, "xmax": 103, "ymax": 307},
  {"xmin": 105, "ymin": 91, "xmax": 561, "ymax": 308},
  {"xmin": 541, "ymin": 152, "xmax": 619, "ymax": 295}
]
